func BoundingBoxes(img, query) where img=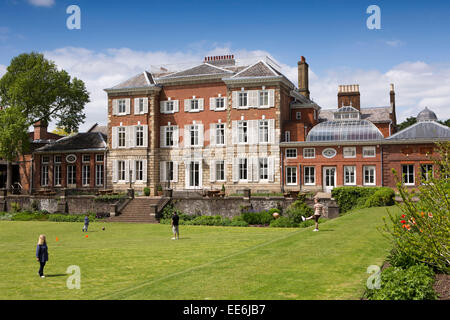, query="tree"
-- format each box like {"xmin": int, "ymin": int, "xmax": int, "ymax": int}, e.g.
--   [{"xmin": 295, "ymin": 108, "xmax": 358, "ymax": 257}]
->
[
  {"xmin": 0, "ymin": 52, "xmax": 90, "ymax": 132},
  {"xmin": 397, "ymin": 117, "xmax": 417, "ymax": 131},
  {"xmin": 0, "ymin": 107, "xmax": 30, "ymax": 191},
  {"xmin": 52, "ymin": 126, "xmax": 75, "ymax": 137}
]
